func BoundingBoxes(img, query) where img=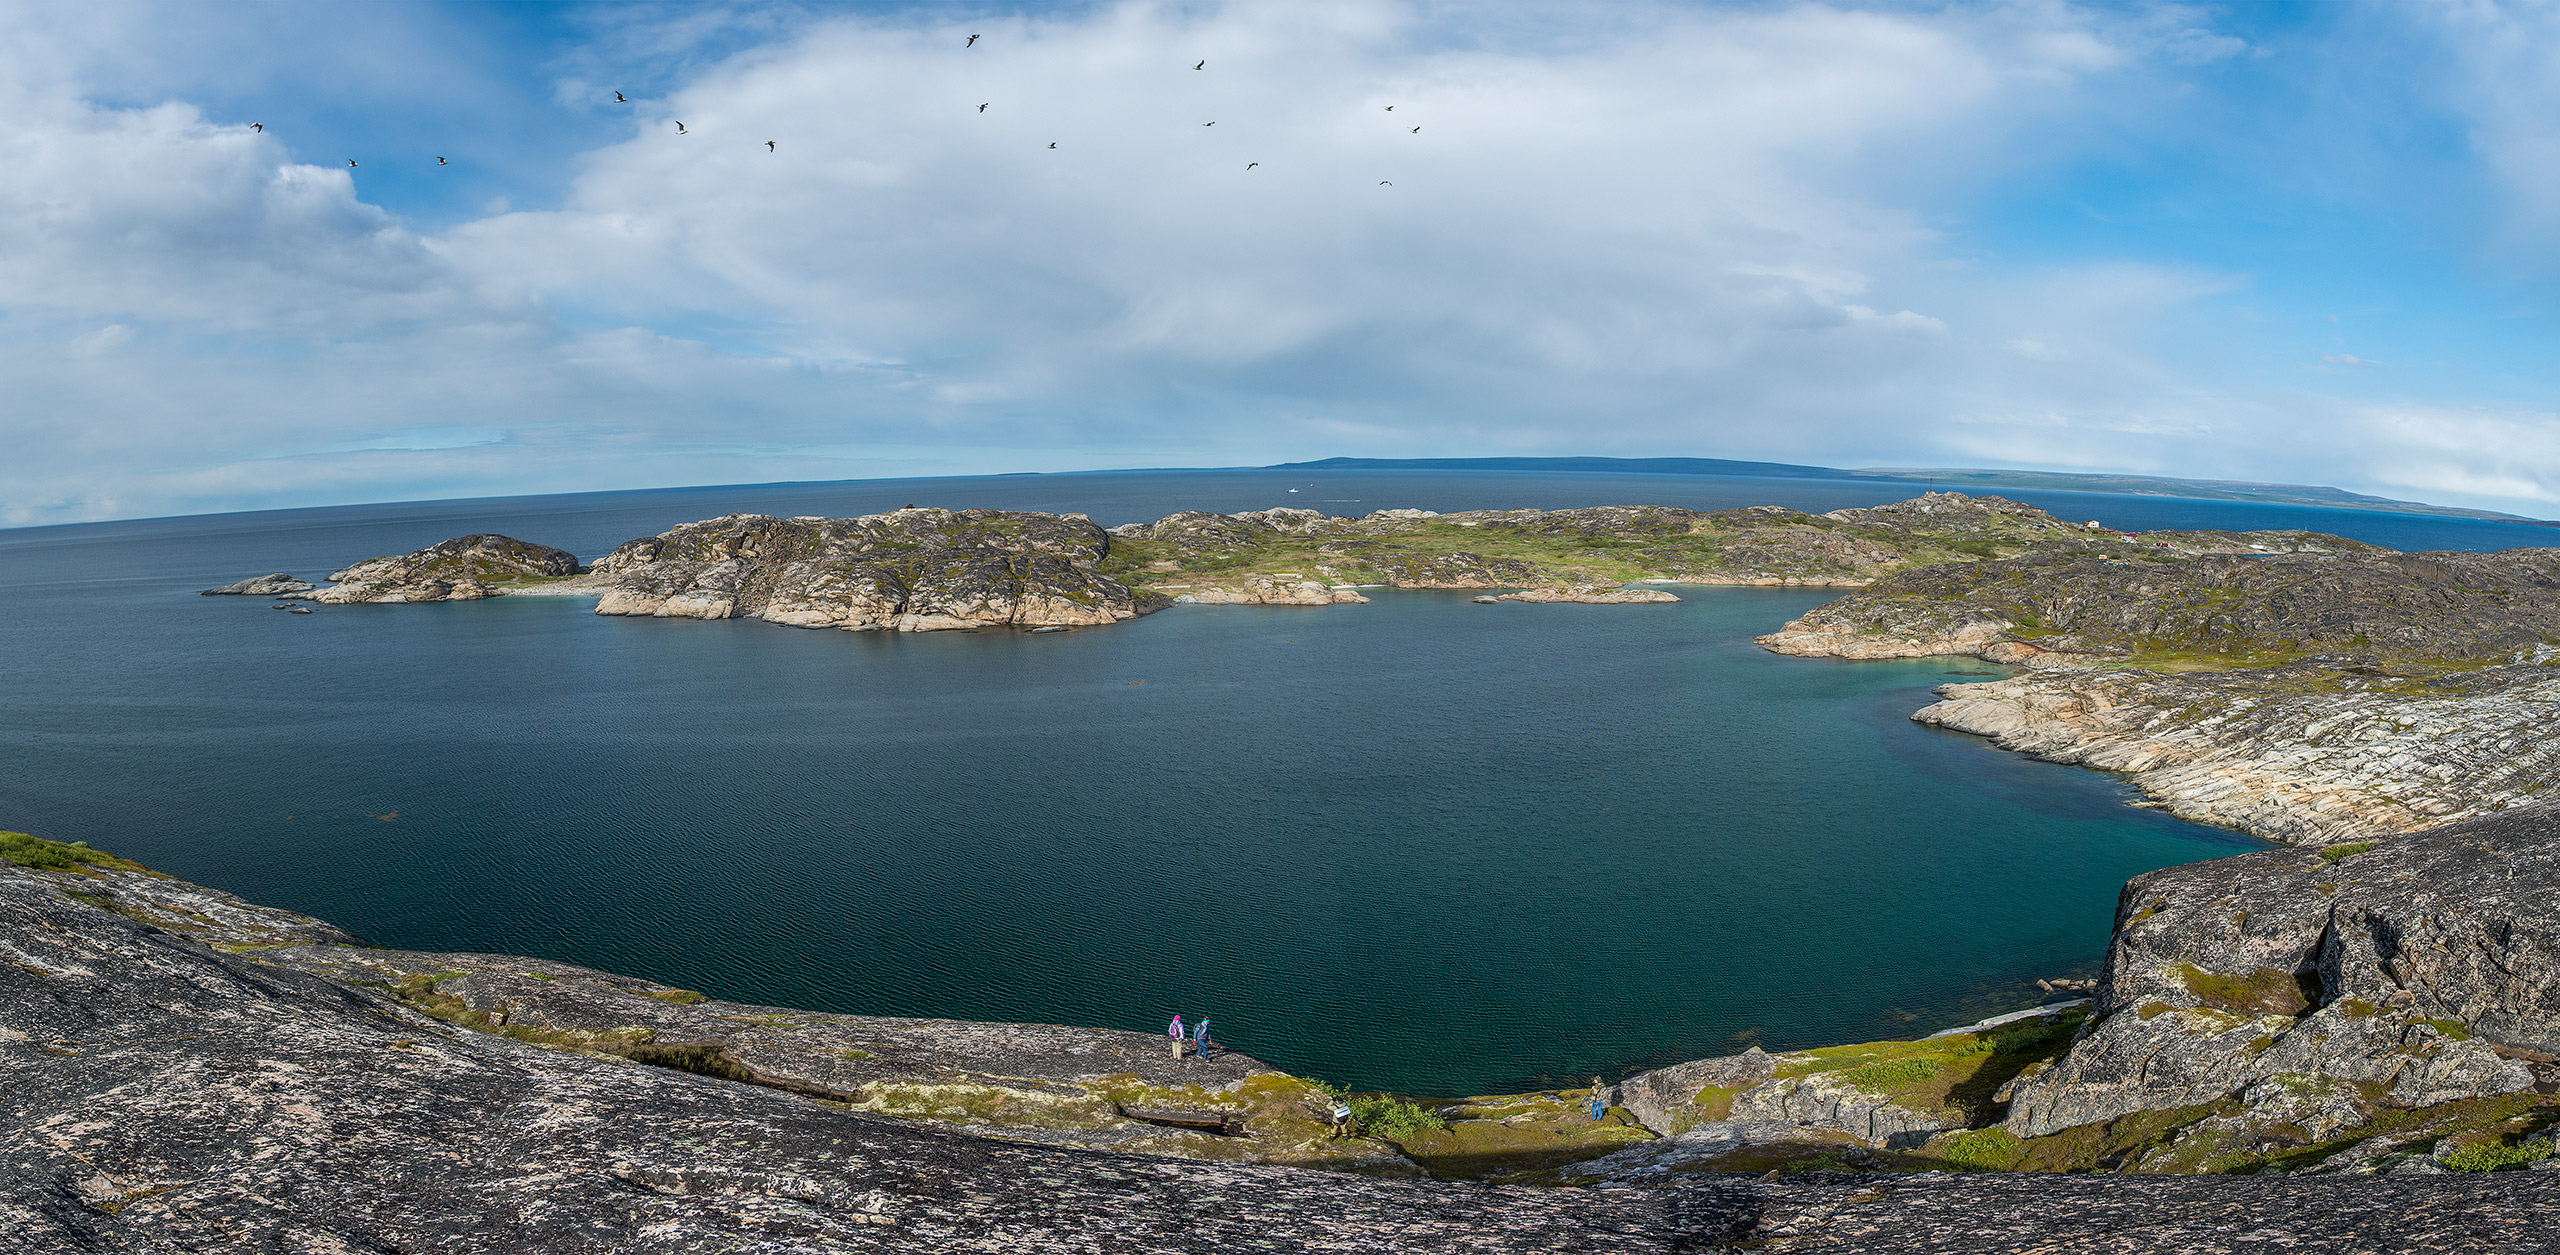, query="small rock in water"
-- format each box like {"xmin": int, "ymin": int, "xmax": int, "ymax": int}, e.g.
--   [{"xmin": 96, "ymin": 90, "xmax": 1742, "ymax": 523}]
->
[
  {"xmin": 1028, "ymin": 625, "xmax": 1069, "ymax": 633},
  {"xmin": 288, "ymin": 607, "xmax": 313, "ymax": 614},
  {"xmin": 202, "ymin": 573, "xmax": 315, "ymax": 596},
  {"xmin": 1472, "ymin": 595, "xmax": 1501, "ymax": 604}
]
